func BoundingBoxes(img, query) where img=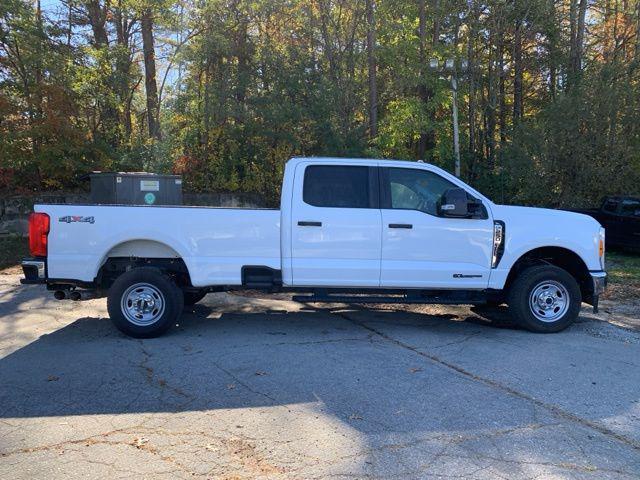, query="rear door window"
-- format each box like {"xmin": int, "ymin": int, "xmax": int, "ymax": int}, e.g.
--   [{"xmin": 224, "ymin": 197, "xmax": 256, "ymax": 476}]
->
[{"xmin": 303, "ymin": 165, "xmax": 371, "ymax": 208}]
